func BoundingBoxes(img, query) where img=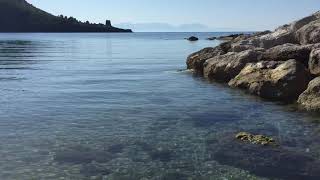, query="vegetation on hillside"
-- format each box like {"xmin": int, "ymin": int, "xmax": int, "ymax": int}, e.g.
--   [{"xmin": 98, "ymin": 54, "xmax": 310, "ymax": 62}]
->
[{"xmin": 0, "ymin": 0, "xmax": 132, "ymax": 32}]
